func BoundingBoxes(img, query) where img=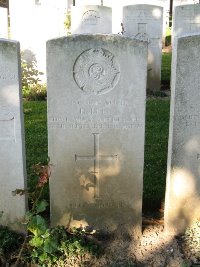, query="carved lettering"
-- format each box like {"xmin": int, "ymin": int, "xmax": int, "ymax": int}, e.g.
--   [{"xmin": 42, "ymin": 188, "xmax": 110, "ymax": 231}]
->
[
  {"xmin": 71, "ymin": 99, "xmax": 129, "ymax": 107},
  {"xmin": 179, "ymin": 113, "xmax": 200, "ymax": 127},
  {"xmin": 68, "ymin": 201, "xmax": 125, "ymax": 209},
  {"xmin": 49, "ymin": 122, "xmax": 142, "ymax": 130}
]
